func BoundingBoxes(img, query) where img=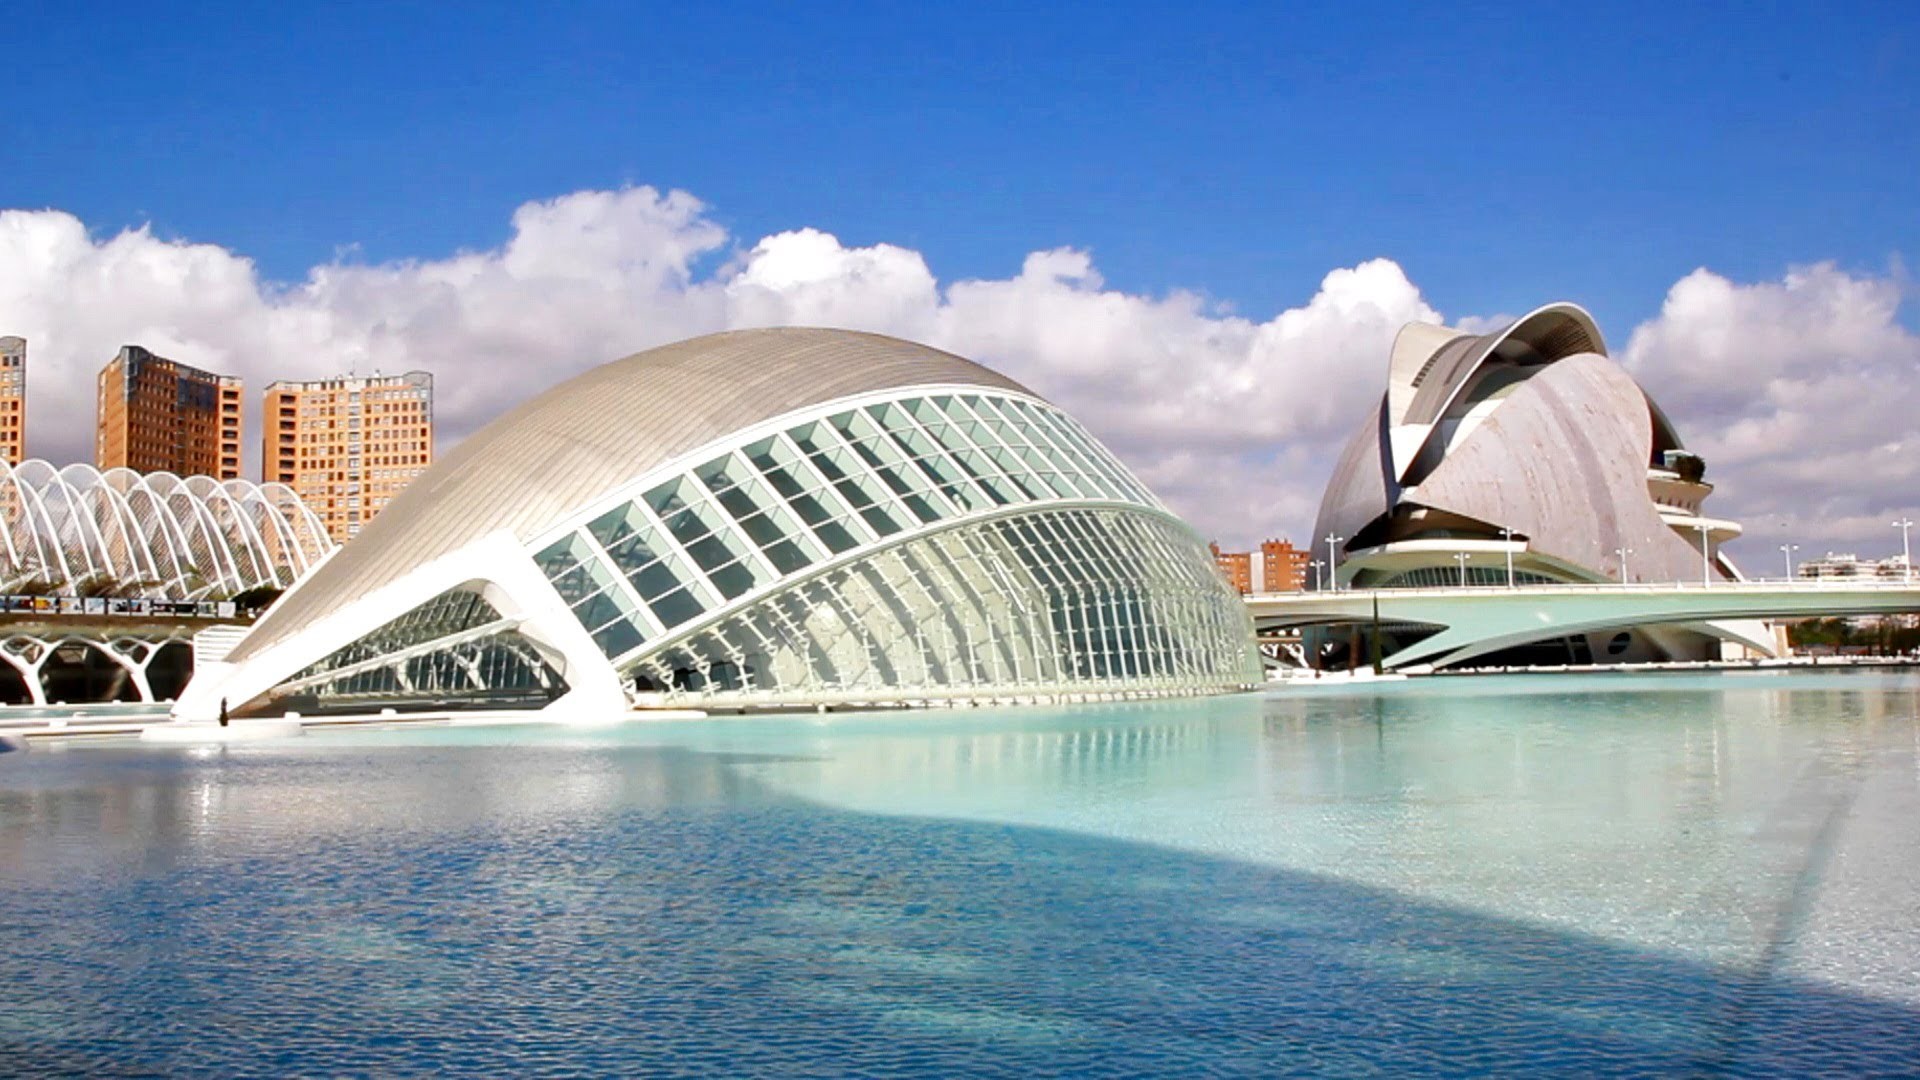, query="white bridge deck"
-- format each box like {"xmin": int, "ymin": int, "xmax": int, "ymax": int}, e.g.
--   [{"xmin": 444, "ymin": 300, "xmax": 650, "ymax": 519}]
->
[{"xmin": 1246, "ymin": 578, "xmax": 1920, "ymax": 670}]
